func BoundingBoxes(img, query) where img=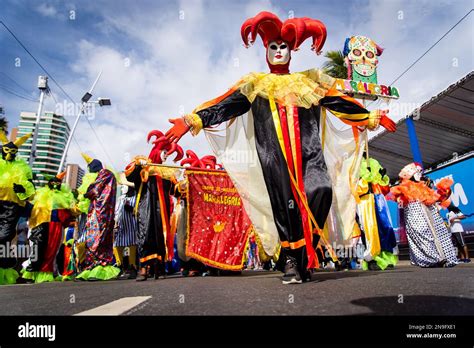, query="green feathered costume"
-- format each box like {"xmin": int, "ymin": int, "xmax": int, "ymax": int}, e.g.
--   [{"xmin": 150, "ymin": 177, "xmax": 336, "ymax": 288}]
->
[
  {"xmin": 21, "ymin": 180, "xmax": 76, "ymax": 283},
  {"xmin": 0, "ymin": 132, "xmax": 35, "ymax": 285},
  {"xmin": 358, "ymin": 157, "xmax": 397, "ymax": 271}
]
